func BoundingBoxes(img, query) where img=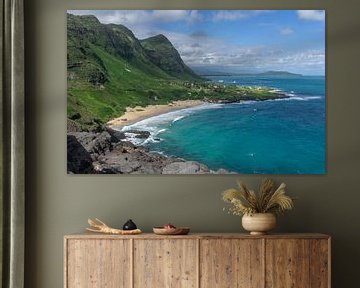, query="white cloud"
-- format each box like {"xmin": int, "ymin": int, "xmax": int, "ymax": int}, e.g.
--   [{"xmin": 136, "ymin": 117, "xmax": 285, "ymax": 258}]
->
[
  {"xmin": 188, "ymin": 10, "xmax": 203, "ymax": 23},
  {"xmin": 212, "ymin": 11, "xmax": 248, "ymax": 21},
  {"xmin": 280, "ymin": 27, "xmax": 294, "ymax": 35},
  {"xmin": 297, "ymin": 10, "xmax": 325, "ymax": 21},
  {"xmin": 68, "ymin": 10, "xmax": 202, "ymax": 26},
  {"xmin": 157, "ymin": 29, "xmax": 324, "ymax": 74},
  {"xmin": 212, "ymin": 10, "xmax": 270, "ymax": 22}
]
